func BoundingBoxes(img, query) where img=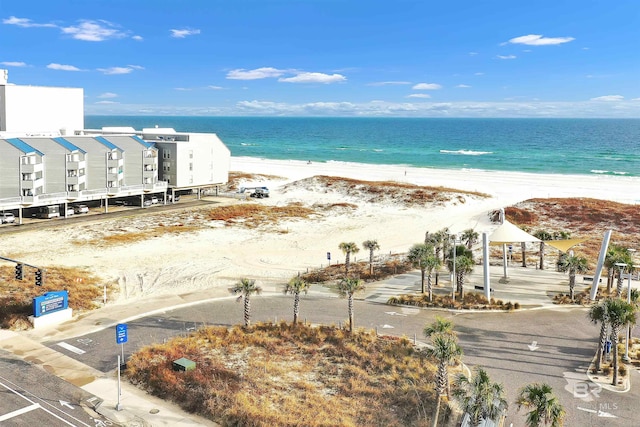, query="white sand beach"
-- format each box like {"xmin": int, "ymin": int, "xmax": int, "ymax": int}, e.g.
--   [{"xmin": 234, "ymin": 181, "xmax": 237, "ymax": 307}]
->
[{"xmin": 2, "ymin": 157, "xmax": 639, "ymax": 304}]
